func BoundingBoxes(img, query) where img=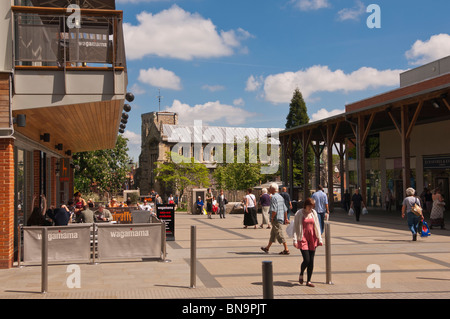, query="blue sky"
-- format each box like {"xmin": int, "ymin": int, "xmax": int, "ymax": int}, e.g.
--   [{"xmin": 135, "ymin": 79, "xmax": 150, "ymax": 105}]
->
[{"xmin": 116, "ymin": 0, "xmax": 450, "ymax": 161}]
